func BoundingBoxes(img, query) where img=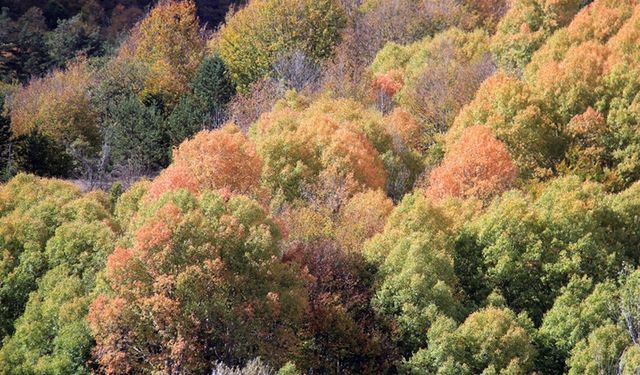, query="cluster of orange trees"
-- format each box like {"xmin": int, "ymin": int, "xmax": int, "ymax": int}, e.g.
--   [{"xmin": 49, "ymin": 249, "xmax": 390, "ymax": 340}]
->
[{"xmin": 2, "ymin": 0, "xmax": 640, "ymax": 374}]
